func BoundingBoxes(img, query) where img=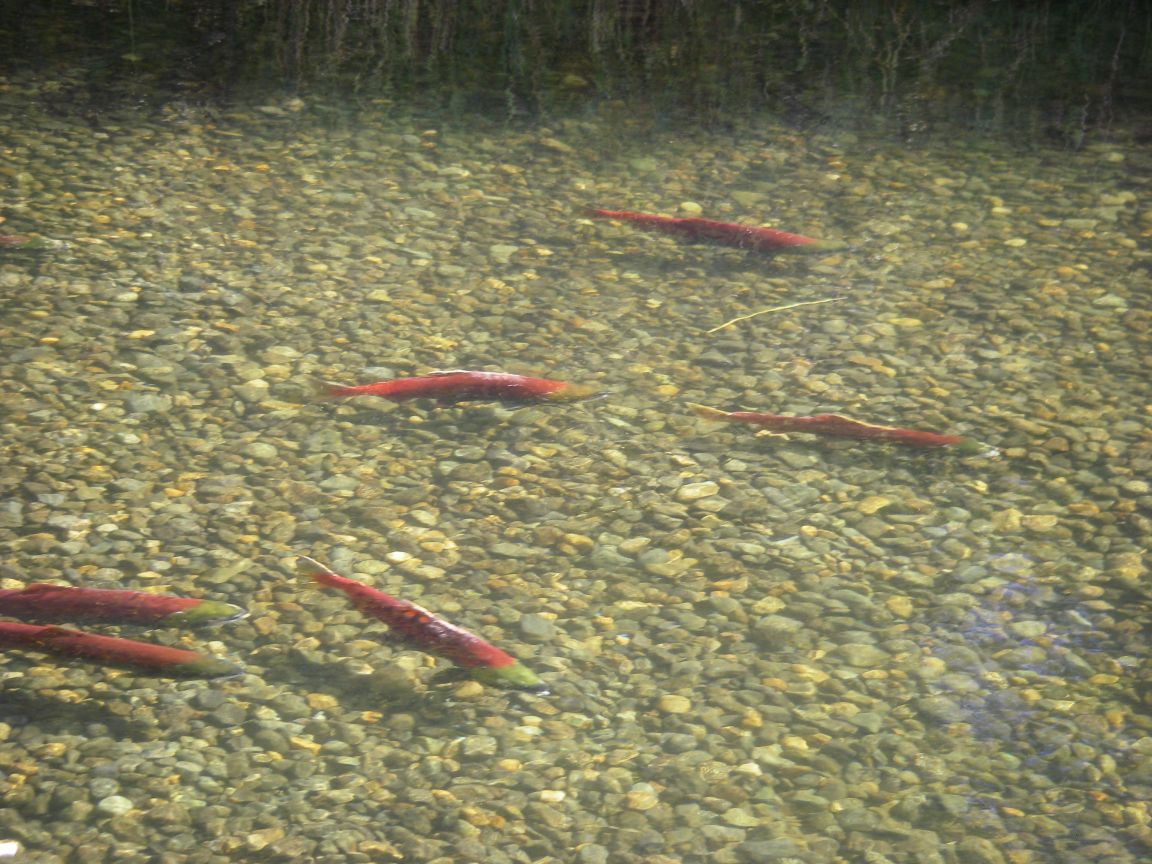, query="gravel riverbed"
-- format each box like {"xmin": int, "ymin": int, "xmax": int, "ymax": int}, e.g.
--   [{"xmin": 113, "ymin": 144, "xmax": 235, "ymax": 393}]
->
[{"xmin": 1, "ymin": 78, "xmax": 1151, "ymax": 864}]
